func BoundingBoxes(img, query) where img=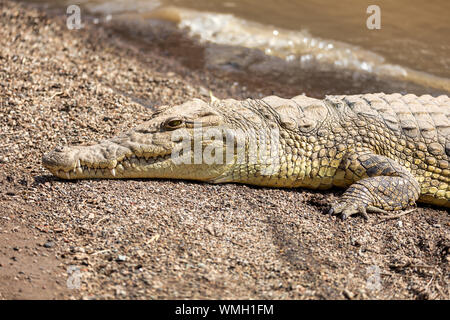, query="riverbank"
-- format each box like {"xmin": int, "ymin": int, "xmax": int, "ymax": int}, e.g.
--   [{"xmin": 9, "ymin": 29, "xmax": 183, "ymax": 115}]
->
[{"xmin": 0, "ymin": 0, "xmax": 448, "ymax": 299}]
